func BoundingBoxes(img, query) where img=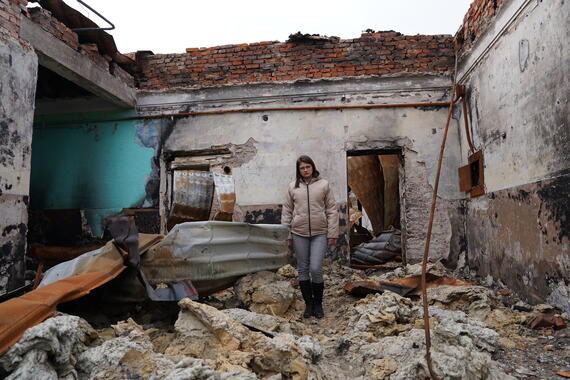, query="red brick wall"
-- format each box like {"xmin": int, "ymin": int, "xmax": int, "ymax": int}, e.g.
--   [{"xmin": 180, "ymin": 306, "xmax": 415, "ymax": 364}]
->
[
  {"xmin": 137, "ymin": 32, "xmax": 454, "ymax": 90},
  {"xmin": 28, "ymin": 6, "xmax": 79, "ymax": 50},
  {"xmin": 456, "ymin": 0, "xmax": 505, "ymax": 57},
  {"xmin": 0, "ymin": 0, "xmax": 27, "ymax": 41}
]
